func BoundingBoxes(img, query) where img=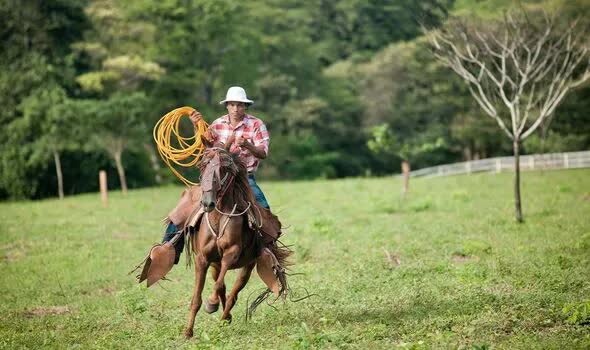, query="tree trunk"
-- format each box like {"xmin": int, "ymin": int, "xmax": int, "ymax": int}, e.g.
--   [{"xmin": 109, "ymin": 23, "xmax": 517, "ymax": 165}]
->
[
  {"xmin": 401, "ymin": 160, "xmax": 410, "ymax": 197},
  {"xmin": 513, "ymin": 139, "xmax": 523, "ymax": 223},
  {"xmin": 463, "ymin": 146, "xmax": 472, "ymax": 161},
  {"xmin": 143, "ymin": 143, "xmax": 162, "ymax": 184},
  {"xmin": 53, "ymin": 149, "xmax": 64, "ymax": 200},
  {"xmin": 114, "ymin": 151, "xmax": 128, "ymax": 196}
]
